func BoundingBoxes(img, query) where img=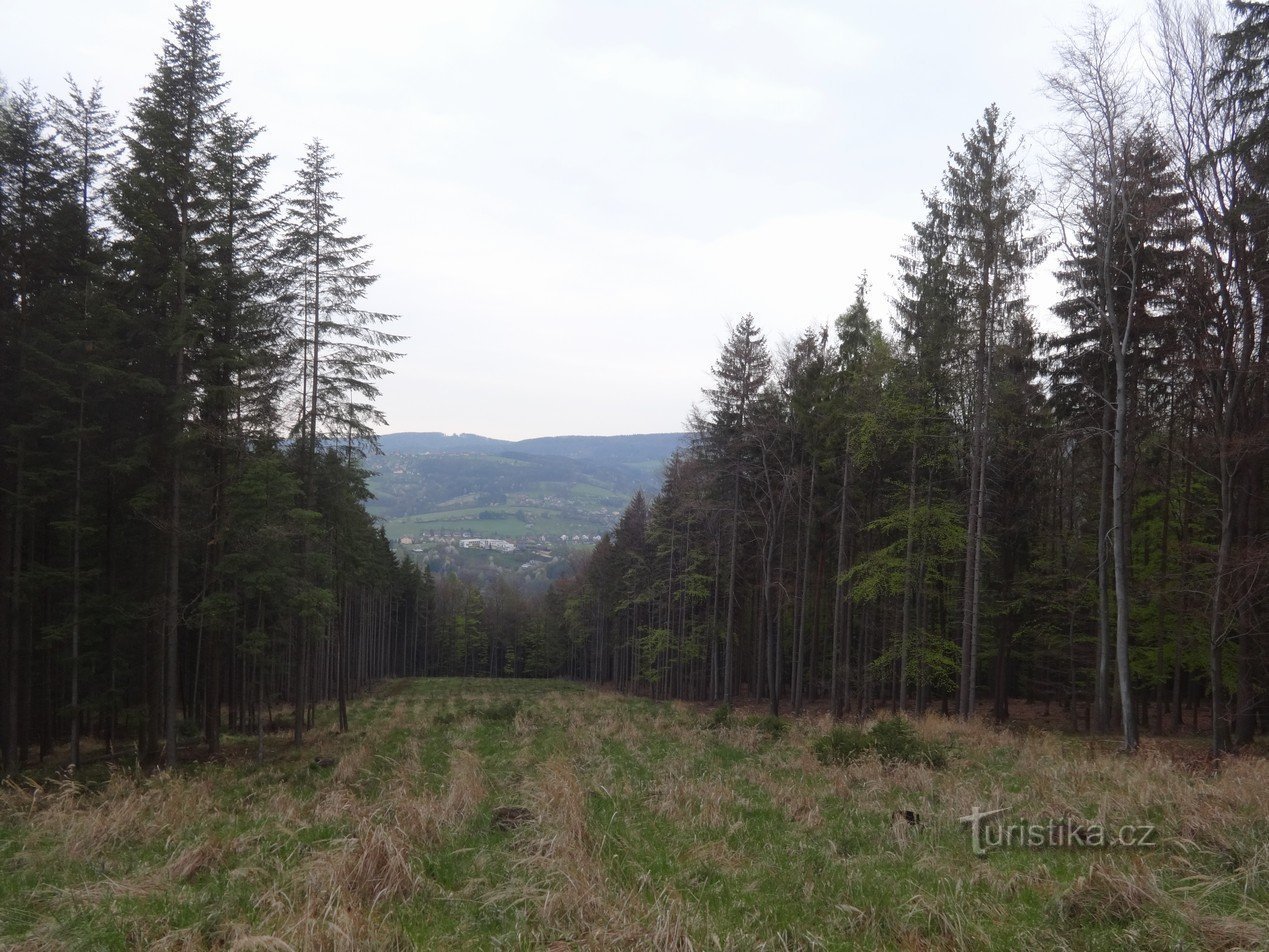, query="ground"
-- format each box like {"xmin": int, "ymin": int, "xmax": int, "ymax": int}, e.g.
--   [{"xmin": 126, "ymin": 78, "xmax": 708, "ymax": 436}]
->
[{"xmin": 1, "ymin": 680, "xmax": 1267, "ymax": 950}]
